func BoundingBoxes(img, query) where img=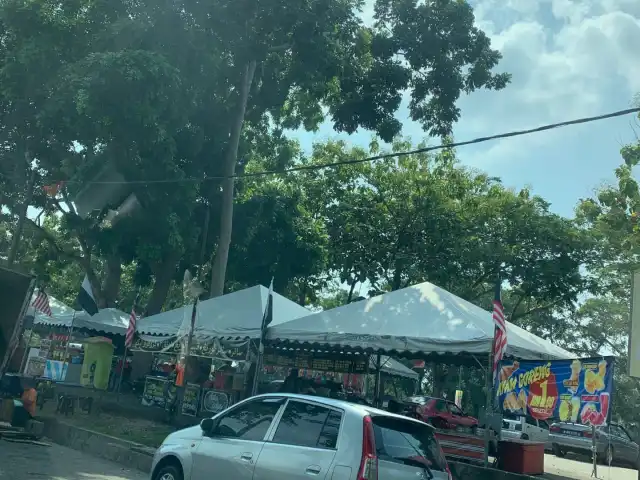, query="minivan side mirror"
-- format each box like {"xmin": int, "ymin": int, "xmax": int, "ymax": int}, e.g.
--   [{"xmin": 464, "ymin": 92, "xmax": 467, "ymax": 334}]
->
[{"xmin": 200, "ymin": 418, "xmax": 215, "ymax": 435}]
